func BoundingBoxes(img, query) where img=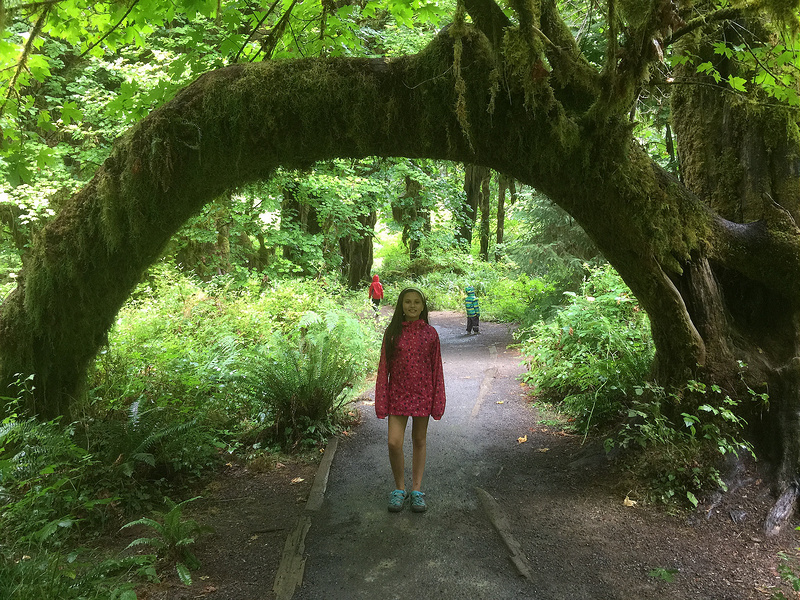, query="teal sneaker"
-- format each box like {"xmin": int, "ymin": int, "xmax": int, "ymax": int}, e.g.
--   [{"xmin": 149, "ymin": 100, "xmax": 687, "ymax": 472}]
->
[
  {"xmin": 410, "ymin": 490, "xmax": 427, "ymax": 513},
  {"xmin": 388, "ymin": 489, "xmax": 408, "ymax": 512}
]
